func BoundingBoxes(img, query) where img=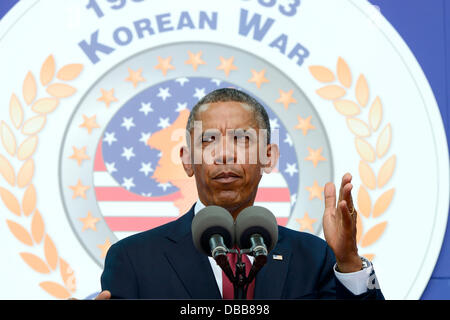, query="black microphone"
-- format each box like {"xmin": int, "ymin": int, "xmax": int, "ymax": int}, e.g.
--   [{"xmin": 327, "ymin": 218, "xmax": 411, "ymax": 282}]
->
[
  {"xmin": 191, "ymin": 205, "xmax": 235, "ymax": 280},
  {"xmin": 235, "ymin": 206, "xmax": 278, "ymax": 282}
]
